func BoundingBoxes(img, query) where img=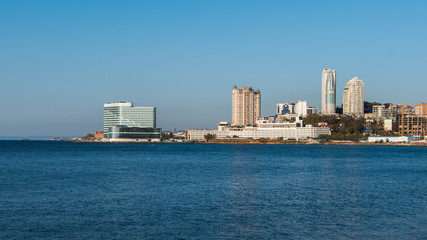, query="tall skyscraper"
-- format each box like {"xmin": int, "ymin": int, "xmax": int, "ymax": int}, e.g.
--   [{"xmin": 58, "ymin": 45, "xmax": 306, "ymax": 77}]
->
[
  {"xmin": 343, "ymin": 77, "xmax": 364, "ymax": 116},
  {"xmin": 321, "ymin": 69, "xmax": 336, "ymax": 114},
  {"xmin": 103, "ymin": 101, "xmax": 160, "ymax": 139},
  {"xmin": 232, "ymin": 86, "xmax": 261, "ymax": 126}
]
